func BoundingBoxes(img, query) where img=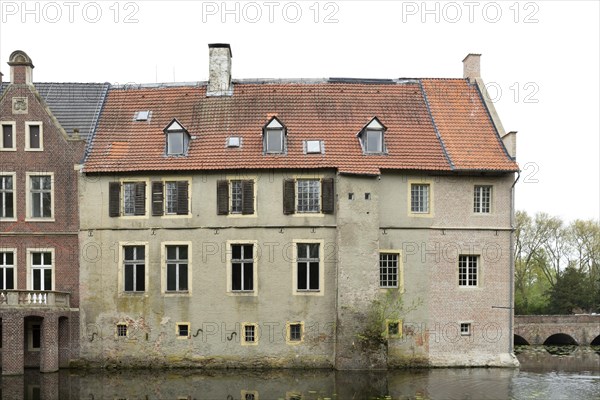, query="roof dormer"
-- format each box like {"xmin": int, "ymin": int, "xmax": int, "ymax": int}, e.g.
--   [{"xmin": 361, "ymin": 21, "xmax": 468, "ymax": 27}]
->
[
  {"xmin": 358, "ymin": 117, "xmax": 387, "ymax": 154},
  {"xmin": 164, "ymin": 119, "xmax": 190, "ymax": 156},
  {"xmin": 263, "ymin": 117, "xmax": 286, "ymax": 154}
]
